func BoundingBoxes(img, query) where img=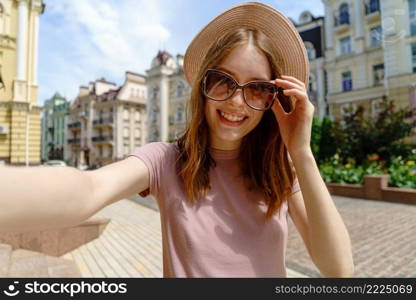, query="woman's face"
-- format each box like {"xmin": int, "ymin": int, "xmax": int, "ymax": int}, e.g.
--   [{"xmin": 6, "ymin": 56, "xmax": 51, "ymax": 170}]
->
[{"xmin": 204, "ymin": 43, "xmax": 273, "ymax": 150}]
